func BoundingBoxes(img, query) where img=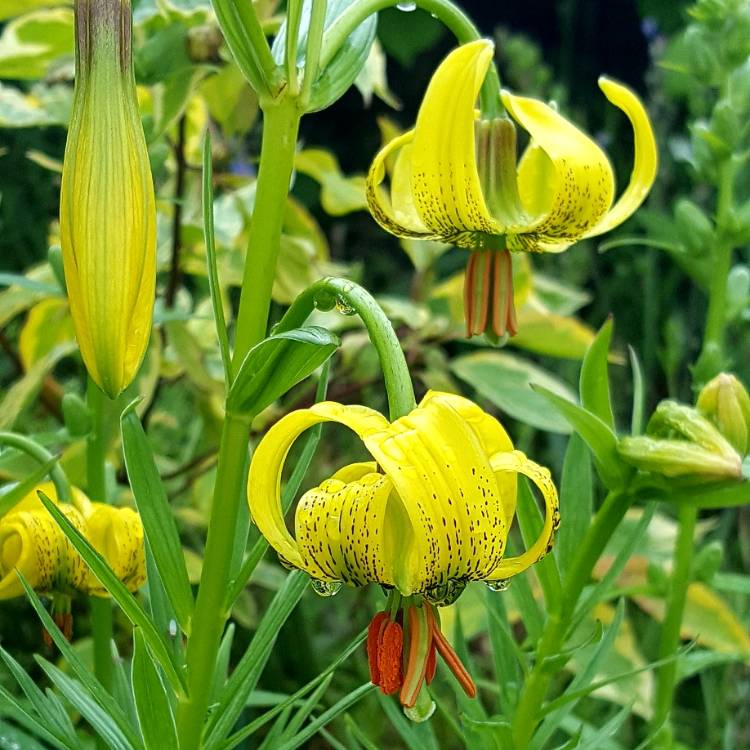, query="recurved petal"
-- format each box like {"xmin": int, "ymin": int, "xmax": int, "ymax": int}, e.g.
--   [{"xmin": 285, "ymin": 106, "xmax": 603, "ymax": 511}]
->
[
  {"xmin": 420, "ymin": 391, "xmax": 518, "ymax": 520},
  {"xmin": 247, "ymin": 402, "xmax": 391, "ymax": 575},
  {"xmin": 503, "ymin": 89, "xmax": 615, "ymax": 251},
  {"xmin": 486, "ymin": 451, "xmax": 560, "ymax": 580},
  {"xmin": 366, "ymin": 131, "xmax": 437, "ymax": 239},
  {"xmin": 84, "ymin": 504, "xmax": 146, "ymax": 595},
  {"xmin": 410, "ymin": 41, "xmax": 504, "ymax": 238},
  {"xmin": 366, "ymin": 392, "xmax": 509, "ymax": 593},
  {"xmin": 583, "ymin": 77, "xmax": 658, "ymax": 238},
  {"xmin": 295, "ymin": 470, "xmax": 398, "ymax": 586}
]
